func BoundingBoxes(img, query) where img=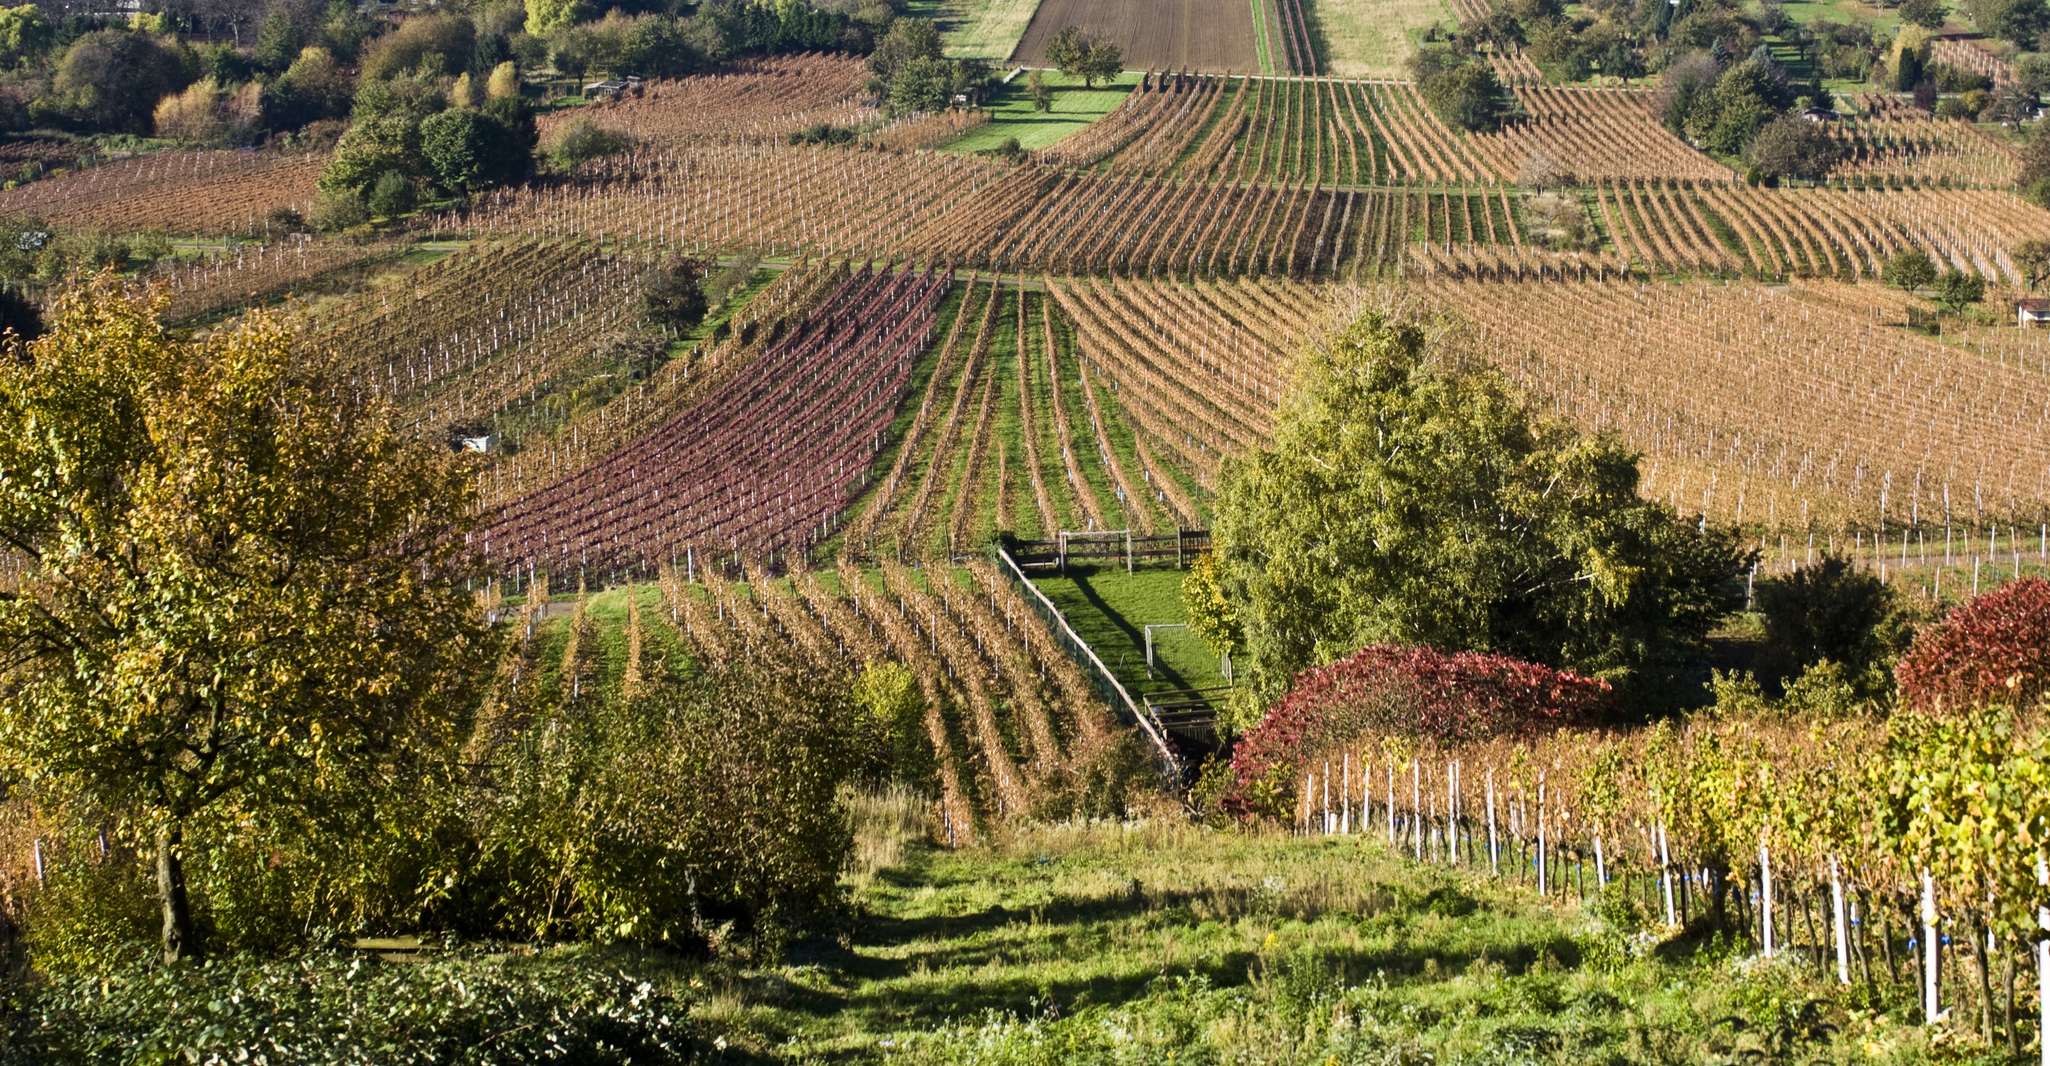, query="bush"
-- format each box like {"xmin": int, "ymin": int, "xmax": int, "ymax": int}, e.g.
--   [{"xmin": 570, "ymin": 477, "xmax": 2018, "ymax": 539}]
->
[
  {"xmin": 1896, "ymin": 578, "xmax": 2050, "ymax": 711},
  {"xmin": 639, "ymin": 257, "xmax": 706, "ymax": 331},
  {"xmin": 545, "ymin": 117, "xmax": 632, "ymax": 170},
  {"xmin": 1755, "ymin": 555, "xmax": 1906, "ymax": 689},
  {"xmin": 367, "ymin": 169, "xmax": 416, "ymax": 217},
  {"xmin": 1746, "ymin": 115, "xmax": 1840, "ymax": 182},
  {"xmin": 1, "ymin": 950, "xmax": 702, "ymax": 1065},
  {"xmin": 467, "ymin": 650, "xmax": 858, "ymax": 949},
  {"xmin": 310, "ymin": 187, "xmax": 370, "ymax": 231},
  {"xmin": 1222, "ymin": 645, "xmax": 1611, "ymax": 821}
]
